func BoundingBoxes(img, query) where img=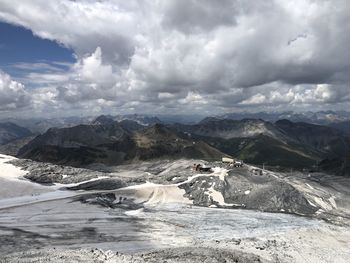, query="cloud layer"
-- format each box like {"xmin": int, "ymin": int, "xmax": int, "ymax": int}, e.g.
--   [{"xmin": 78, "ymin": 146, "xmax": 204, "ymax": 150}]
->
[
  {"xmin": 0, "ymin": 0, "xmax": 350, "ymax": 116},
  {"xmin": 0, "ymin": 70, "xmax": 31, "ymax": 111}
]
